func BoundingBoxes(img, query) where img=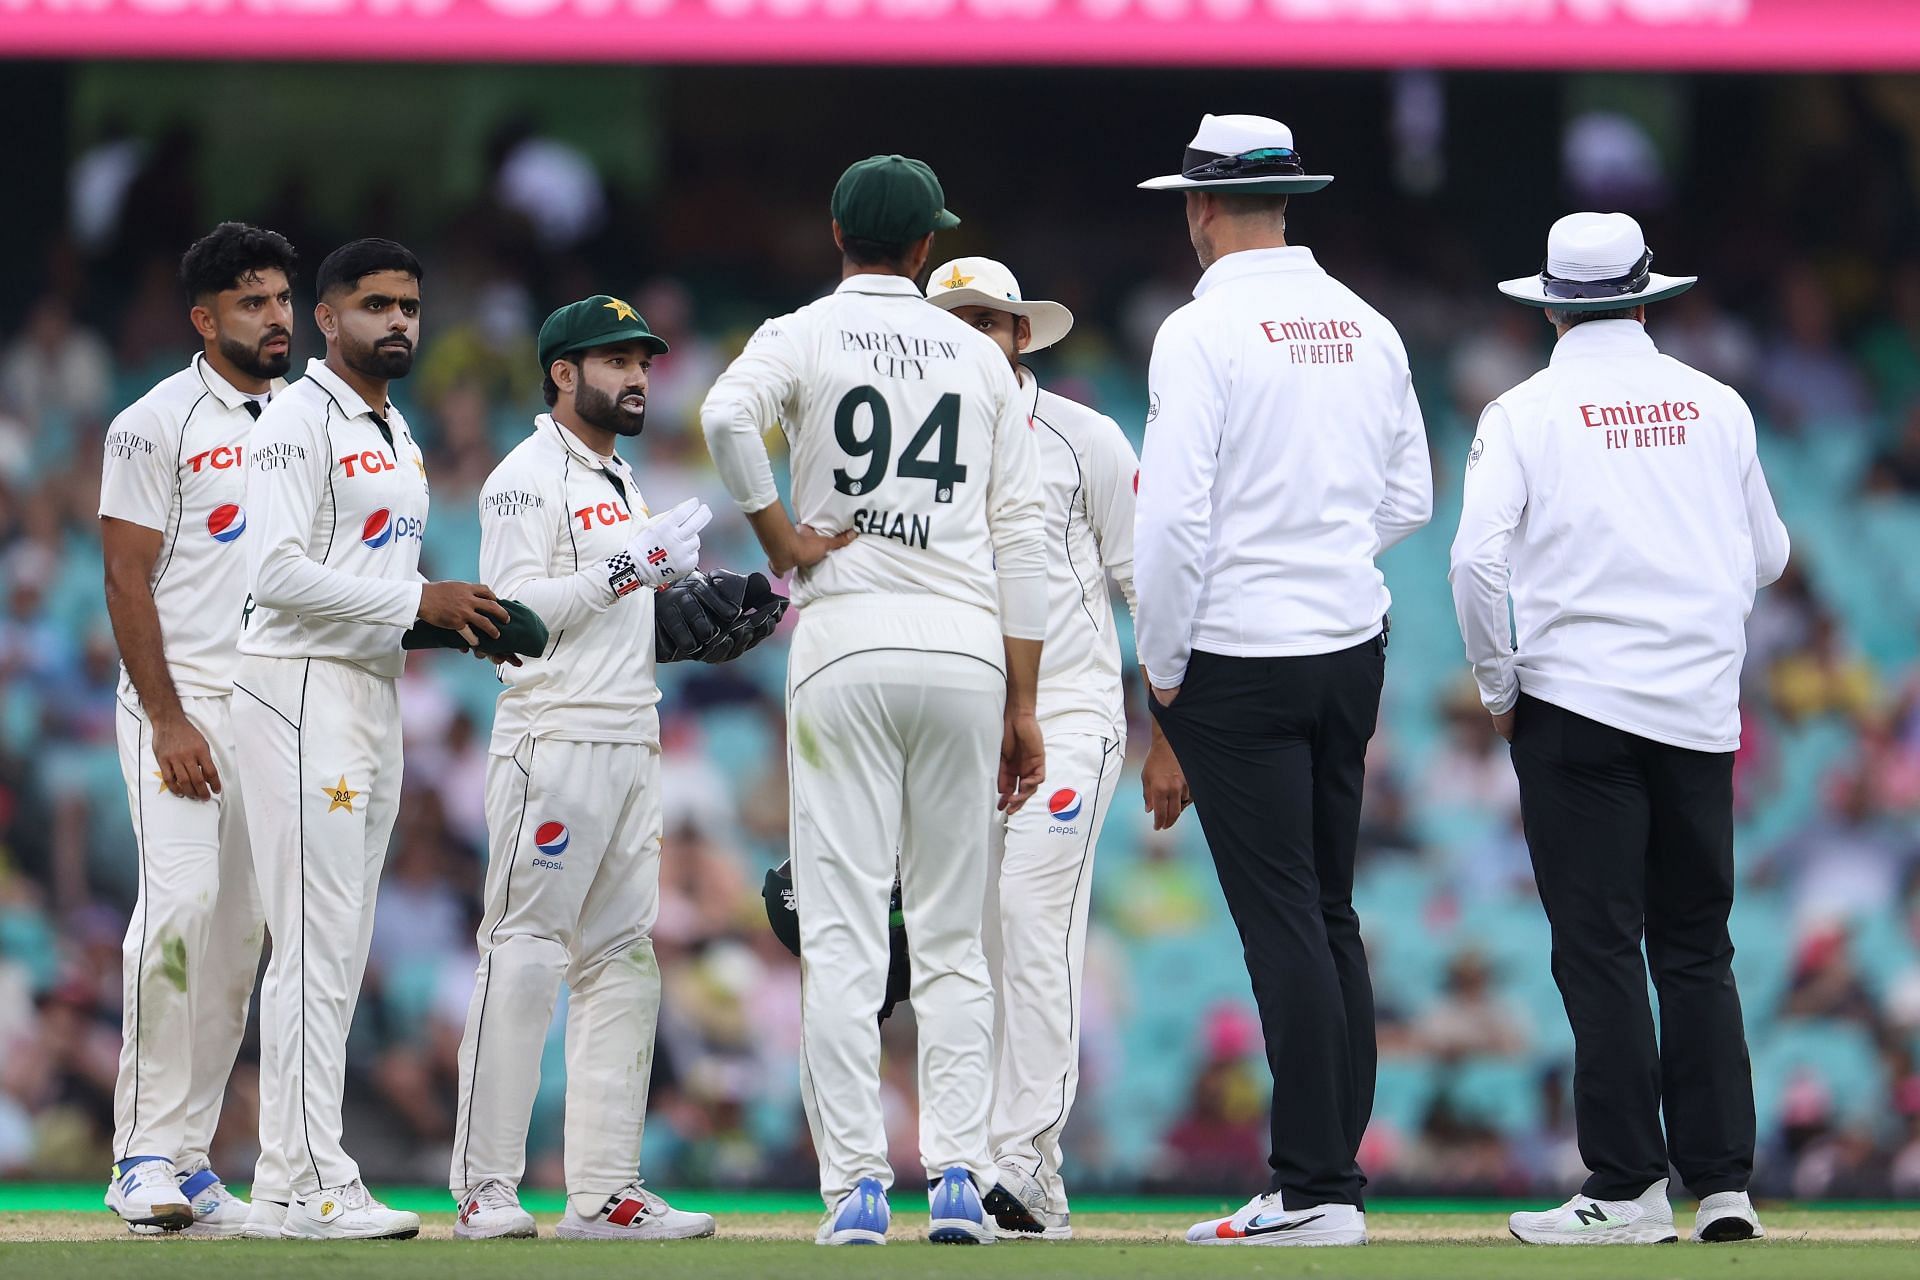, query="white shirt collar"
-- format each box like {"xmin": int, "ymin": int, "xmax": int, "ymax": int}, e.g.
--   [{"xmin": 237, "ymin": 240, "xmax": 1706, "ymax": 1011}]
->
[
  {"xmin": 537, "ymin": 413, "xmax": 632, "ymax": 477},
  {"xmin": 834, "ymin": 274, "xmax": 924, "ymax": 299},
  {"xmin": 193, "ymin": 351, "xmax": 285, "ymax": 410},
  {"xmin": 1549, "ymin": 318, "xmax": 1659, "ymax": 366},
  {"xmin": 300, "ymin": 357, "xmax": 387, "ymax": 422},
  {"xmin": 1194, "ymin": 245, "xmax": 1321, "ymax": 298}
]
